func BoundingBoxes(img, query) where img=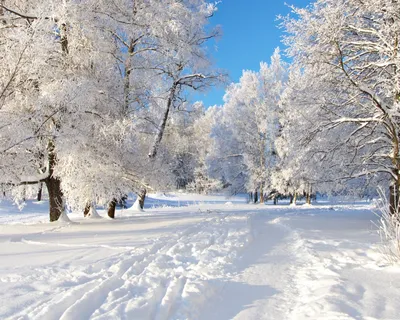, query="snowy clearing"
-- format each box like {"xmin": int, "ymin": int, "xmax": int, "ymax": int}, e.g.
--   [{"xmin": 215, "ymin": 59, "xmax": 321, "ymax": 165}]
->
[{"xmin": 0, "ymin": 194, "xmax": 399, "ymax": 320}]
